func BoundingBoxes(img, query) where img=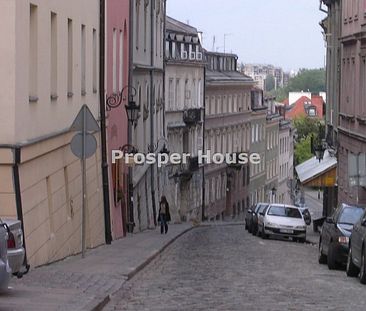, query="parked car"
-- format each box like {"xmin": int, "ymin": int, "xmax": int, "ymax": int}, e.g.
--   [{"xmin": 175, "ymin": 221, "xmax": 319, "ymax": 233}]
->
[
  {"xmin": 259, "ymin": 204, "xmax": 307, "ymax": 242},
  {"xmin": 0, "ymin": 223, "xmax": 11, "ymax": 290},
  {"xmin": 245, "ymin": 203, "xmax": 268, "ymax": 235},
  {"xmin": 2, "ymin": 219, "xmax": 27, "ymax": 277},
  {"xmin": 297, "ymin": 206, "xmax": 312, "ymax": 226},
  {"xmin": 346, "ymin": 209, "xmax": 366, "ymax": 283},
  {"xmin": 318, "ymin": 203, "xmax": 366, "ymax": 270}
]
